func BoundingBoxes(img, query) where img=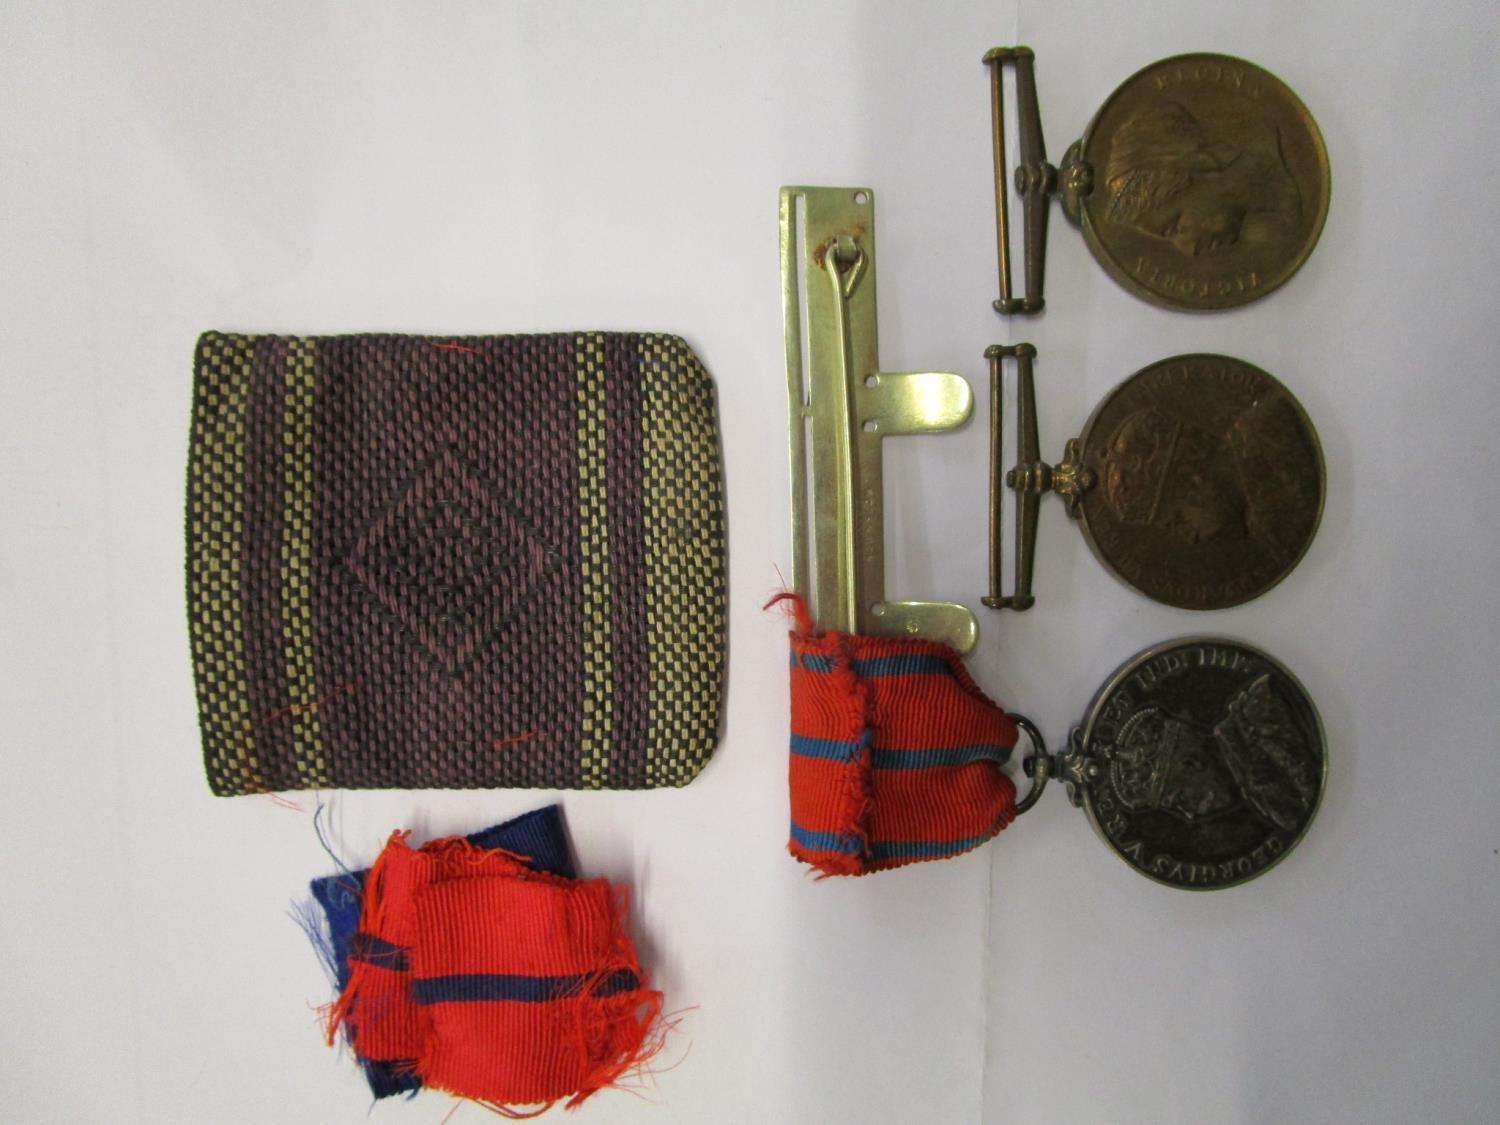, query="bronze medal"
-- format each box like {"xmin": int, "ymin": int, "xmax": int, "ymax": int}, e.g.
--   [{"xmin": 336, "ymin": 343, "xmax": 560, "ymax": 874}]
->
[
  {"xmin": 1075, "ymin": 54, "xmax": 1330, "ymax": 309},
  {"xmin": 1070, "ymin": 638, "xmax": 1325, "ymax": 888},
  {"xmin": 1074, "ymin": 354, "xmax": 1324, "ymax": 608},
  {"xmin": 985, "ymin": 350, "xmax": 1323, "ymax": 611},
  {"xmin": 984, "ymin": 50, "xmax": 1330, "ymax": 312}
]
